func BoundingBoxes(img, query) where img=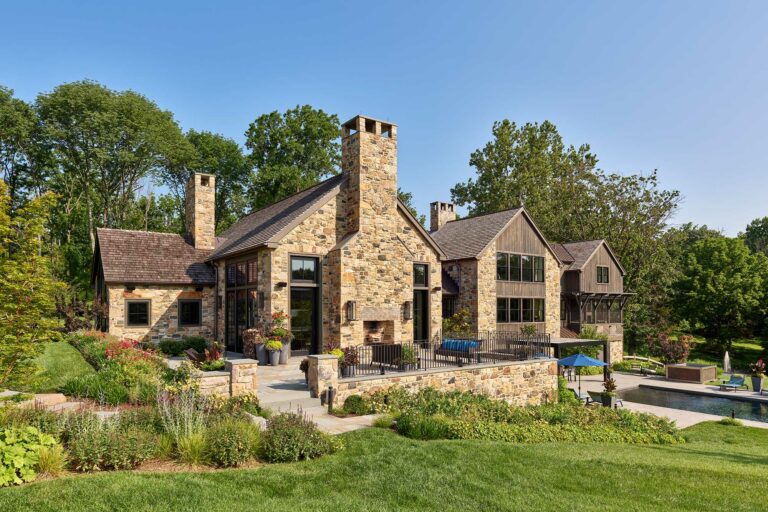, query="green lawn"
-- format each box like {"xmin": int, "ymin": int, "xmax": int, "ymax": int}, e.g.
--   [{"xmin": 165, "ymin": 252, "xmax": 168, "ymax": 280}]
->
[
  {"xmin": 20, "ymin": 342, "xmax": 95, "ymax": 393},
  {"xmin": 1, "ymin": 422, "xmax": 766, "ymax": 511},
  {"xmin": 687, "ymin": 337, "xmax": 766, "ymax": 373}
]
